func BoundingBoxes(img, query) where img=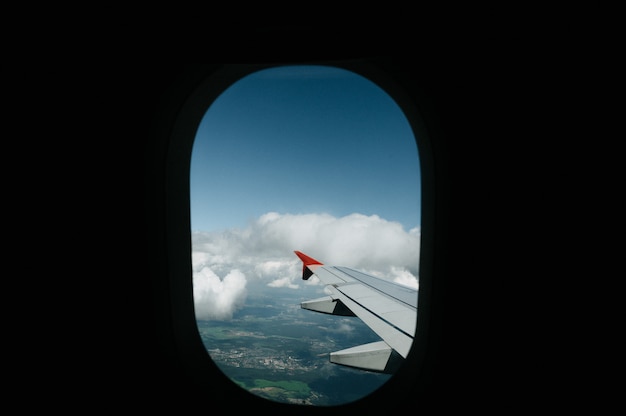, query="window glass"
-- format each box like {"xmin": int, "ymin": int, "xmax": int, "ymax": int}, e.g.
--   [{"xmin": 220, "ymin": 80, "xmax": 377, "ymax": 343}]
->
[{"xmin": 190, "ymin": 65, "xmax": 420, "ymax": 406}]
